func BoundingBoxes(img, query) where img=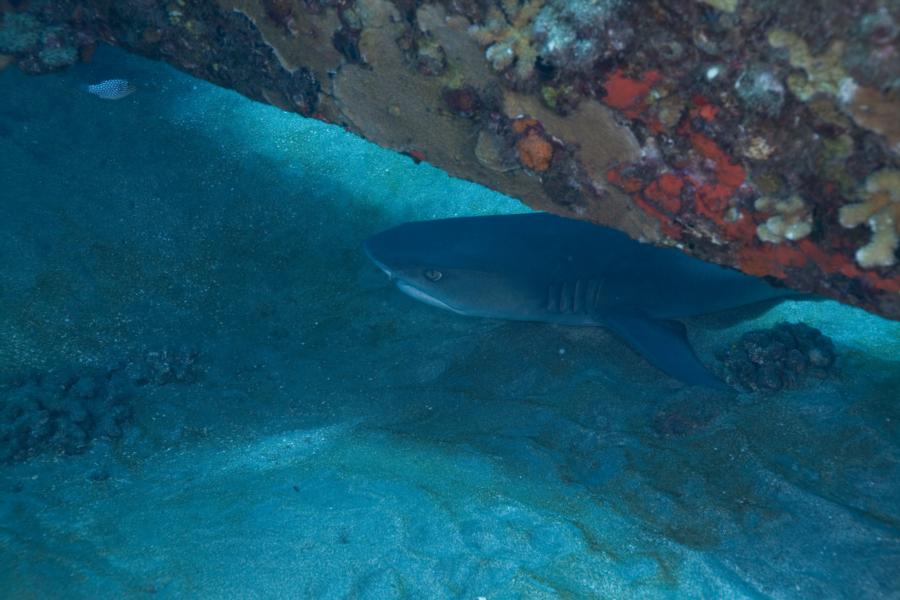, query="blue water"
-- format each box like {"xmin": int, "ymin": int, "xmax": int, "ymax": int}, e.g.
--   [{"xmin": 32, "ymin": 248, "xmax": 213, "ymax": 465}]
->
[{"xmin": 1, "ymin": 47, "xmax": 898, "ymax": 599}]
